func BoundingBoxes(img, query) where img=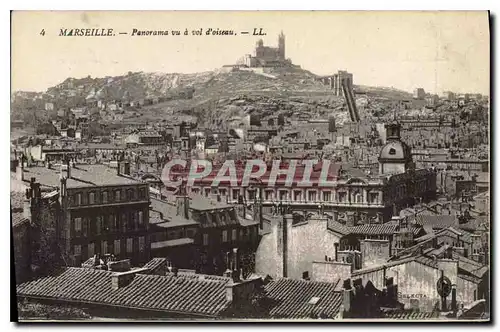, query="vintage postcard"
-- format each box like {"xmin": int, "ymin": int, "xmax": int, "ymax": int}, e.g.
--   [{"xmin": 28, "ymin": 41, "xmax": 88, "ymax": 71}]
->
[{"xmin": 10, "ymin": 11, "xmax": 490, "ymax": 322}]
